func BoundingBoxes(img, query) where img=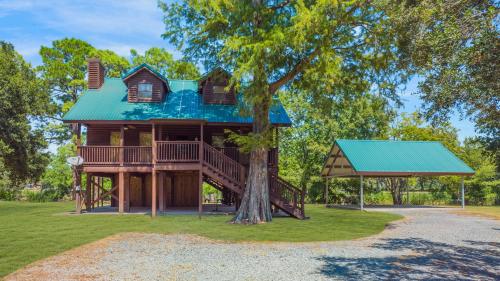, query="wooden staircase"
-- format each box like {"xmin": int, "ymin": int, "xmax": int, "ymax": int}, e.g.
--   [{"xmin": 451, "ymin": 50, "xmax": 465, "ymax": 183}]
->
[{"xmin": 202, "ymin": 142, "xmax": 305, "ymax": 219}]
